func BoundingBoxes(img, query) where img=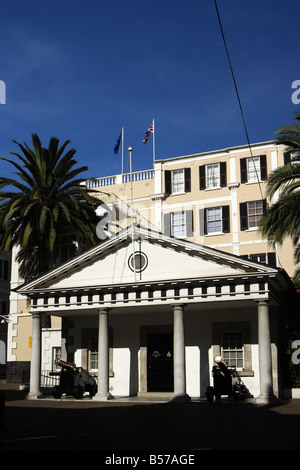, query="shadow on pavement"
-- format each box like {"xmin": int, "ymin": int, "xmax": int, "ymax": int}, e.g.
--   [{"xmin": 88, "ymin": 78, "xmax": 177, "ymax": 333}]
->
[{"xmin": 1, "ymin": 384, "xmax": 300, "ymax": 452}]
